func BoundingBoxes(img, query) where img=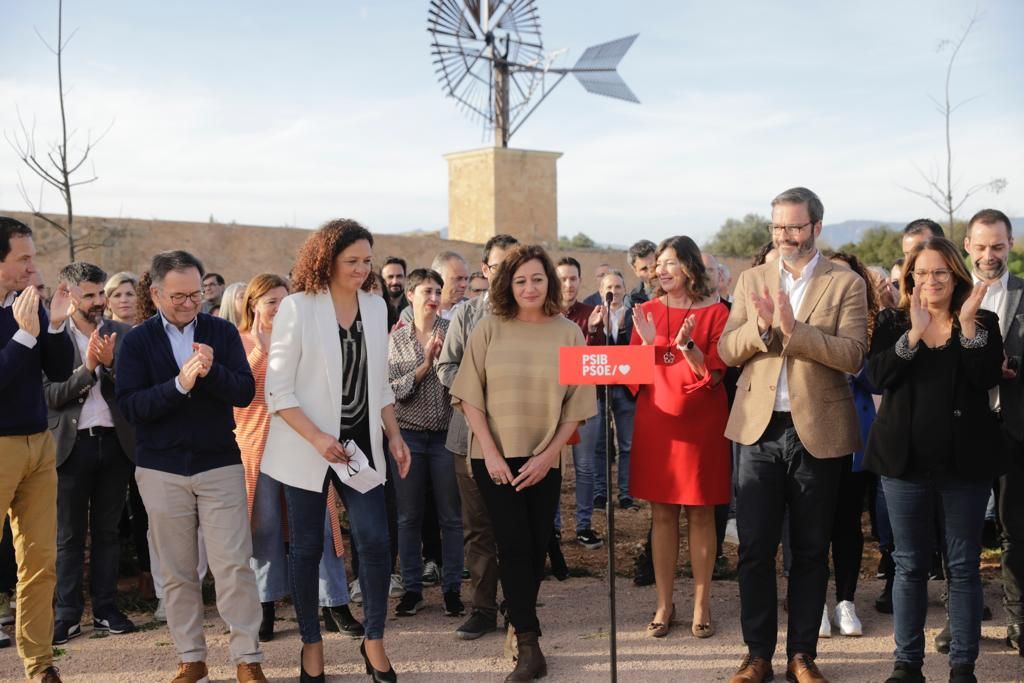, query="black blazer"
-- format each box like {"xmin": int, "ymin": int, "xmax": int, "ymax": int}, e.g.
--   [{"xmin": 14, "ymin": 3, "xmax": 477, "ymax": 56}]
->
[{"xmin": 864, "ymin": 307, "xmax": 1005, "ymax": 481}]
